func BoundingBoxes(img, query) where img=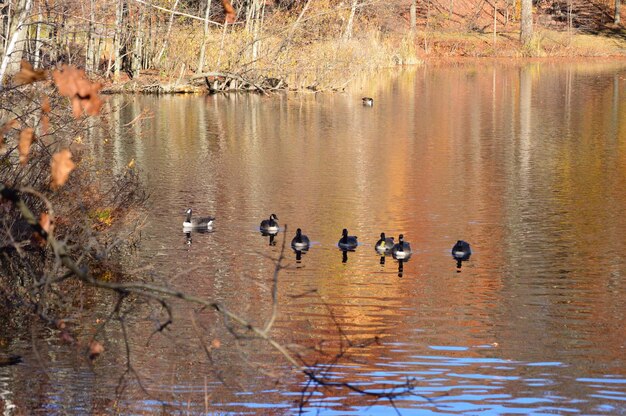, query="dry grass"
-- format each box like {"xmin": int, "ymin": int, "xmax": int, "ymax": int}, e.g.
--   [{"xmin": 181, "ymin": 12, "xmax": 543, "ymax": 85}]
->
[{"xmin": 135, "ymin": 4, "xmax": 626, "ymax": 91}]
